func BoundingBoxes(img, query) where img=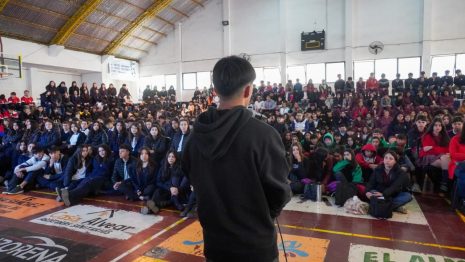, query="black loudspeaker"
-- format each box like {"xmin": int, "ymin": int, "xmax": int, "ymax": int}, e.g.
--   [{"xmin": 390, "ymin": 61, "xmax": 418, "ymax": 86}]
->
[{"xmin": 301, "ymin": 30, "xmax": 325, "ymax": 51}]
